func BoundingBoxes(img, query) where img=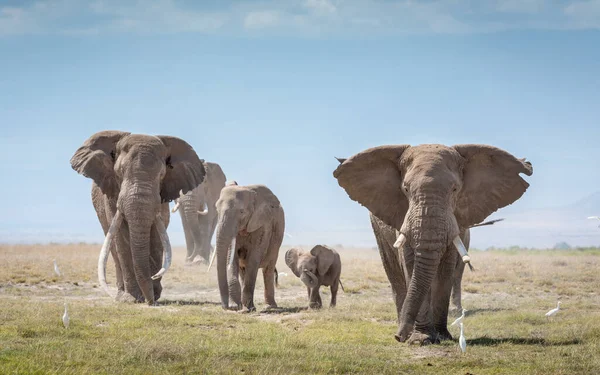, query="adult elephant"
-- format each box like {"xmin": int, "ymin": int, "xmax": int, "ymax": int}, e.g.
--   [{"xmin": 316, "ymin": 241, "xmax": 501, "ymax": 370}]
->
[
  {"xmin": 71, "ymin": 131, "xmax": 205, "ymax": 305},
  {"xmin": 171, "ymin": 161, "xmax": 226, "ymax": 265},
  {"xmin": 334, "ymin": 144, "xmax": 532, "ymax": 344},
  {"xmin": 212, "ymin": 184, "xmax": 285, "ymax": 312}
]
